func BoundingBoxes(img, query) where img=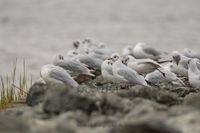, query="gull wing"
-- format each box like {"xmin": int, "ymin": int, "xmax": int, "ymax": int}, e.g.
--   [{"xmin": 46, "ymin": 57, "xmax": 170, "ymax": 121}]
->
[
  {"xmin": 143, "ymin": 46, "xmax": 161, "ymax": 57},
  {"xmin": 49, "ymin": 68, "xmax": 79, "ymax": 87}
]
